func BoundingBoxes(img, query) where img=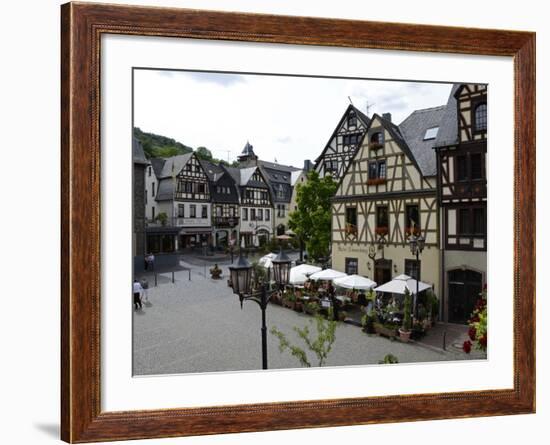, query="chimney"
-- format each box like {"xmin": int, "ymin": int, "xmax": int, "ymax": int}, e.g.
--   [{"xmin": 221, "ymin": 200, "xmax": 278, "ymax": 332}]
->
[
  {"xmin": 303, "ymin": 159, "xmax": 313, "ymax": 172},
  {"xmin": 382, "ymin": 112, "xmax": 392, "ymax": 122}
]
